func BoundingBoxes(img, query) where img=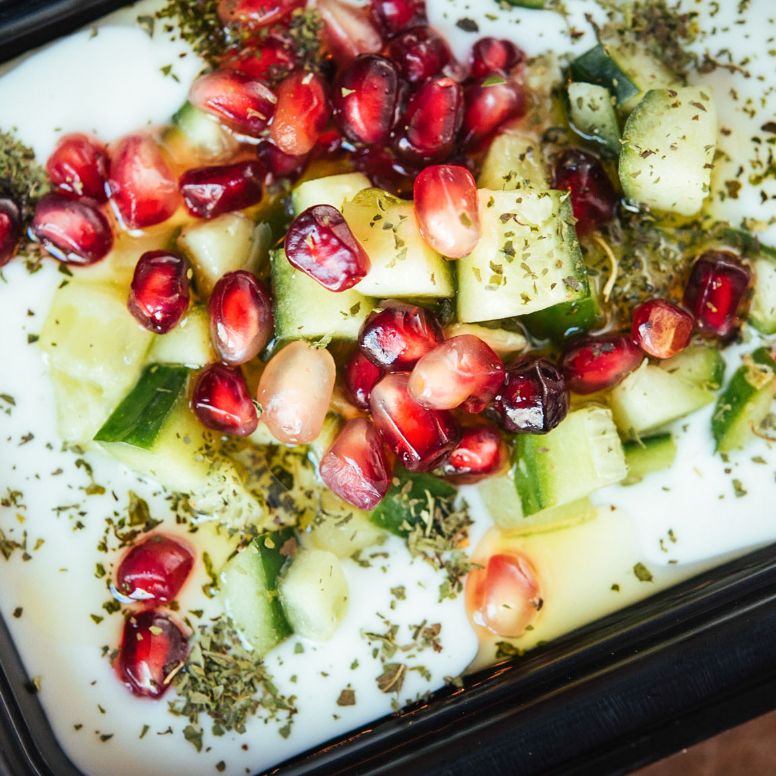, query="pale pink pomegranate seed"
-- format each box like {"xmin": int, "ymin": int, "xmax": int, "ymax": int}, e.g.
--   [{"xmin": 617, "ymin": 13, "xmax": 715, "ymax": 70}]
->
[
  {"xmin": 209, "ymin": 270, "xmax": 273, "ymax": 365},
  {"xmin": 179, "ymin": 160, "xmax": 264, "ymax": 219},
  {"xmin": 408, "ymin": 335, "xmax": 504, "ymax": 411},
  {"xmin": 256, "ymin": 139, "xmax": 308, "ymax": 180},
  {"xmin": 46, "ymin": 133, "xmax": 109, "ymax": 202},
  {"xmin": 108, "ymin": 135, "xmax": 179, "ymax": 230},
  {"xmin": 414, "ymin": 164, "xmax": 480, "ymax": 258},
  {"xmin": 114, "ymin": 534, "xmax": 194, "ymax": 605},
  {"xmin": 359, "ymin": 301, "xmax": 443, "ymax": 371},
  {"xmin": 257, "ymin": 340, "xmax": 336, "ymax": 444},
  {"xmin": 370, "ymin": 0, "xmax": 426, "ymax": 34},
  {"xmin": 285, "ymin": 204, "xmax": 370, "ymax": 291},
  {"xmin": 218, "ymin": 0, "xmax": 305, "ymax": 27},
  {"xmin": 117, "ymin": 611, "xmax": 189, "ymax": 699},
  {"xmin": 385, "ymin": 25, "xmax": 452, "ymax": 84},
  {"xmin": 470, "ymin": 38, "xmax": 525, "ymax": 79},
  {"xmin": 369, "ymin": 371, "xmax": 459, "ymax": 472},
  {"xmin": 461, "ymin": 74, "xmax": 525, "ymax": 149},
  {"xmin": 128, "ymin": 250, "xmax": 190, "ymax": 334},
  {"xmin": 343, "ymin": 350, "xmax": 383, "ymax": 409},
  {"xmin": 631, "ymin": 299, "xmax": 694, "ymax": 359},
  {"xmin": 333, "ymin": 55, "xmax": 399, "ymax": 146},
  {"xmin": 318, "ymin": 0, "xmax": 383, "ymax": 66},
  {"xmin": 189, "ymin": 69, "xmax": 277, "ymax": 137},
  {"xmin": 222, "ymin": 34, "xmax": 298, "ymax": 83},
  {"xmin": 394, "ymin": 76, "xmax": 463, "ymax": 164},
  {"xmin": 320, "ymin": 418, "xmax": 393, "ymax": 509},
  {"xmin": 441, "ymin": 424, "xmax": 508, "ymax": 483},
  {"xmin": 562, "ymin": 334, "xmax": 644, "ymax": 394},
  {"xmin": 29, "ymin": 193, "xmax": 113, "ymax": 265},
  {"xmin": 192, "ymin": 363, "xmax": 259, "ymax": 436},
  {"xmin": 271, "ymin": 70, "xmax": 332, "ymax": 156},
  {"xmin": 0, "ymin": 198, "xmax": 22, "ymax": 267}
]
